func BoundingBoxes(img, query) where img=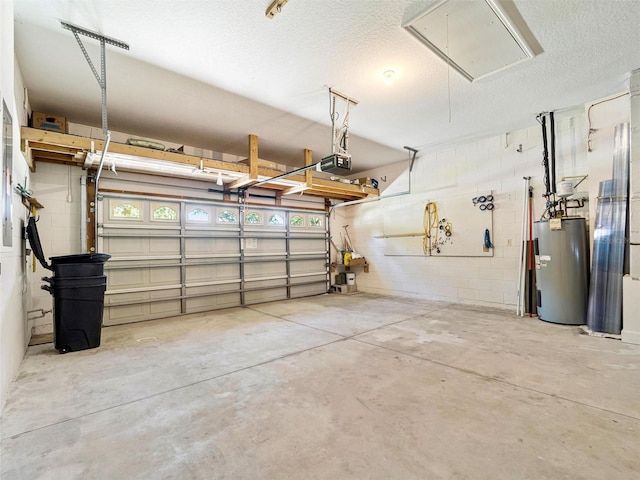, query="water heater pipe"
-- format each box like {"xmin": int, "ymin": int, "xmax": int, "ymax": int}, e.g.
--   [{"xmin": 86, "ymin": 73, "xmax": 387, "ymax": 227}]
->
[{"xmin": 550, "ymin": 111, "xmax": 556, "ymax": 194}]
